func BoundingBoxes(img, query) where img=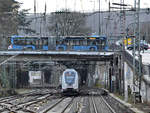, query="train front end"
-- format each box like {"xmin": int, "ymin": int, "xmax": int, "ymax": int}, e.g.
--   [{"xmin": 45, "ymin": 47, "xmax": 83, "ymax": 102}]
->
[{"xmin": 61, "ymin": 69, "xmax": 79, "ymax": 94}]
